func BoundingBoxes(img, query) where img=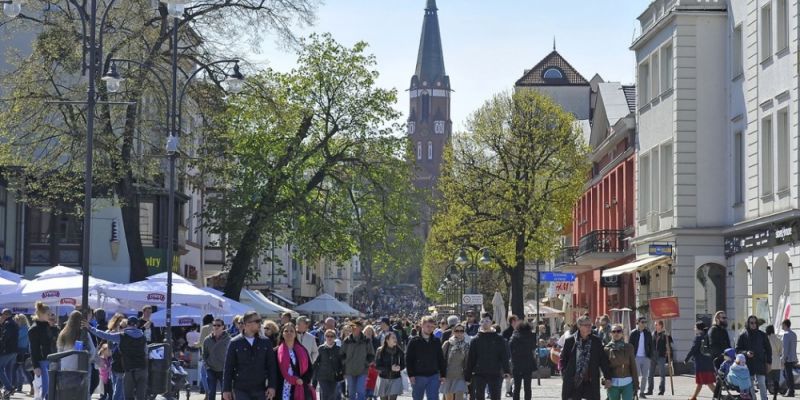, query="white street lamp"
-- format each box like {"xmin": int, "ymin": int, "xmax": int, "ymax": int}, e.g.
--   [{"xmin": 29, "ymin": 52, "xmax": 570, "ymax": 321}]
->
[
  {"xmin": 2, "ymin": 1, "xmax": 20, "ymax": 18},
  {"xmin": 101, "ymin": 62, "xmax": 123, "ymax": 93}
]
